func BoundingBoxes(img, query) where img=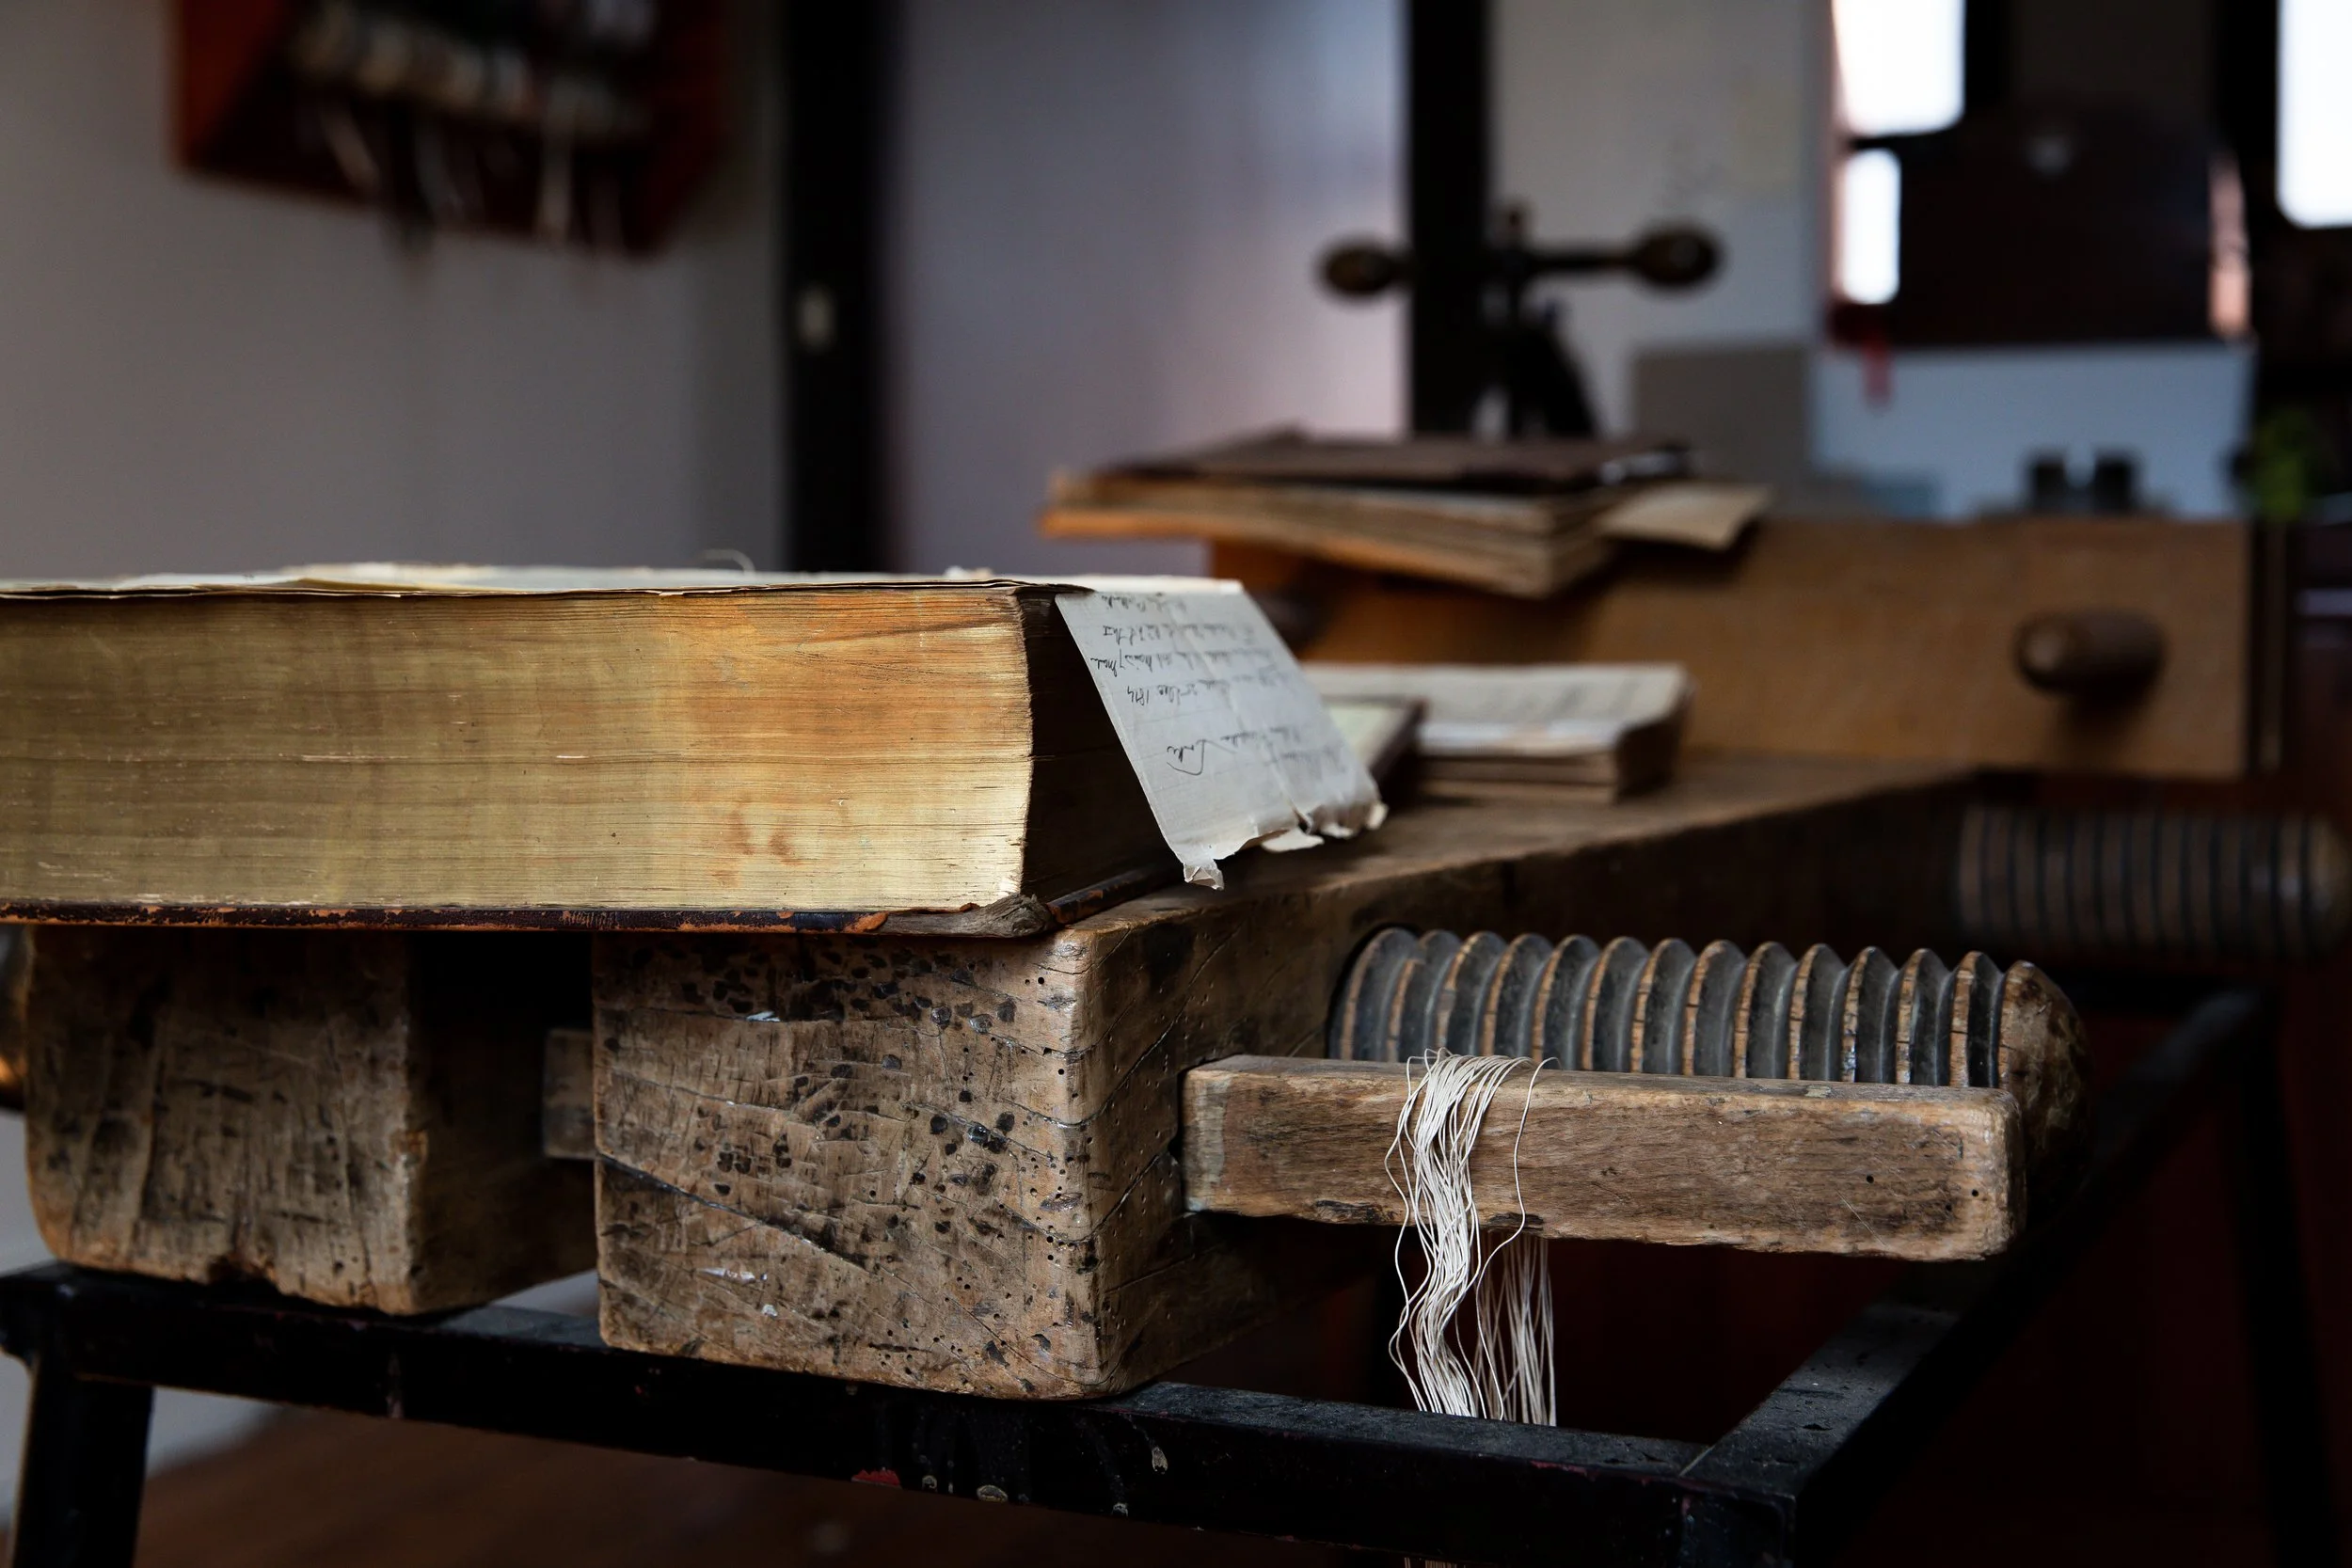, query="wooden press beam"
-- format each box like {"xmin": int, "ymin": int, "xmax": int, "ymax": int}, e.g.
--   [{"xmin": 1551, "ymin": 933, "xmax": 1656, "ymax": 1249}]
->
[
  {"xmin": 585, "ymin": 758, "xmax": 1977, "ymax": 1396},
  {"xmin": 1182, "ymin": 1057, "xmax": 2024, "ymax": 1262},
  {"xmin": 1215, "ymin": 514, "xmax": 2260, "ymax": 779}
]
